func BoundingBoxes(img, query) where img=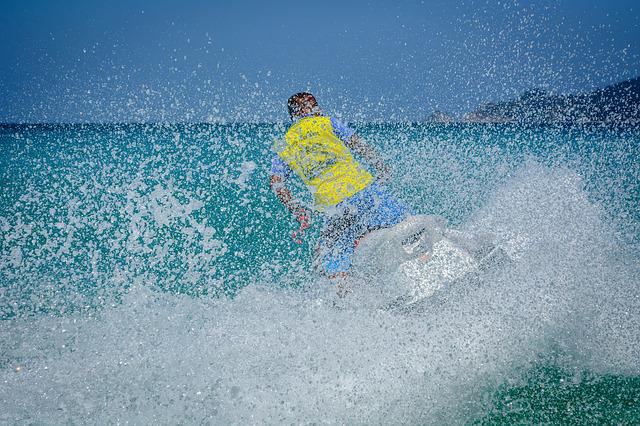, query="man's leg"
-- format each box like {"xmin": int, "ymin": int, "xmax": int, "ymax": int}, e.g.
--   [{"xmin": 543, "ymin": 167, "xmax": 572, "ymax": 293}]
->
[{"xmin": 316, "ymin": 217, "xmax": 362, "ymax": 297}]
